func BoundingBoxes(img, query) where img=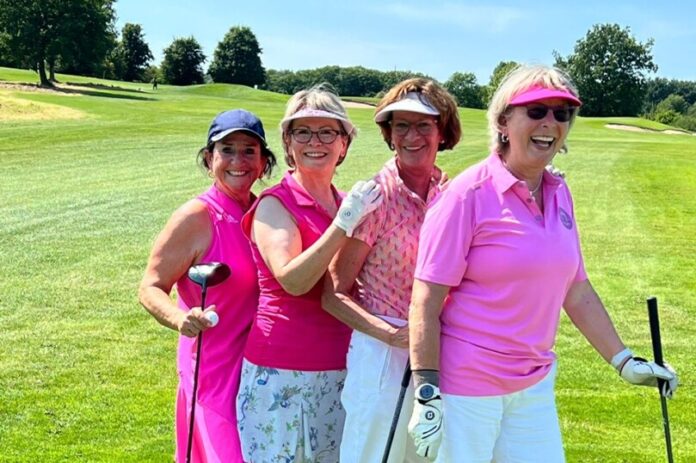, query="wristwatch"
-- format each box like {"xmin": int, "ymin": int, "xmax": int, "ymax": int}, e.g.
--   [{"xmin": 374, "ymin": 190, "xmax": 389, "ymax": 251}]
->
[{"xmin": 414, "ymin": 383, "xmax": 441, "ymax": 403}]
